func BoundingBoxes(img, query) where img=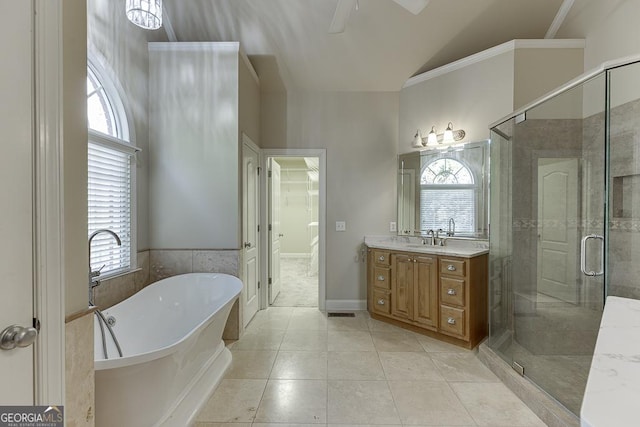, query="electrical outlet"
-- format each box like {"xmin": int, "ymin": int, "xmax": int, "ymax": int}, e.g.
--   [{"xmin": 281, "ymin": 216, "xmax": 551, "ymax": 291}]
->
[
  {"xmin": 335, "ymin": 221, "xmax": 346, "ymax": 232},
  {"xmin": 390, "ymin": 221, "xmax": 397, "ymax": 232}
]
